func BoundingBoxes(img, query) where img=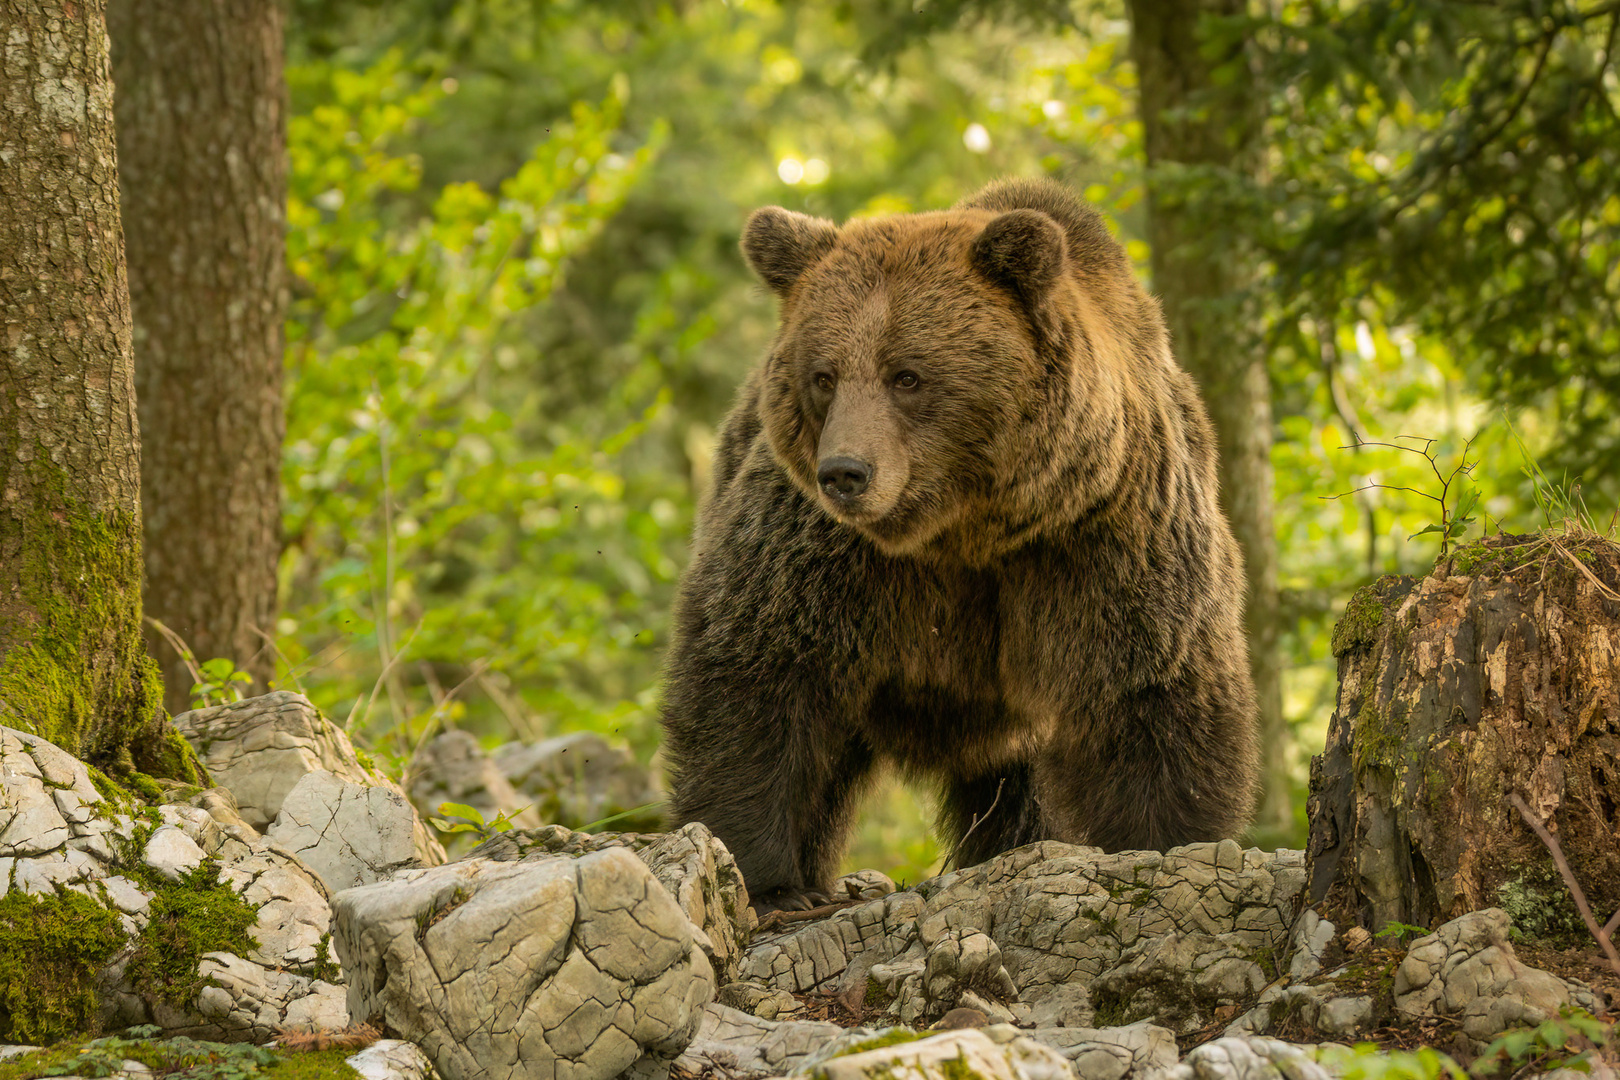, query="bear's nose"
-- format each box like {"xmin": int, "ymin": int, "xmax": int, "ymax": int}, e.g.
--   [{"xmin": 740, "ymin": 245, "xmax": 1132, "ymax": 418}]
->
[{"xmin": 817, "ymin": 457, "xmax": 872, "ymax": 500}]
